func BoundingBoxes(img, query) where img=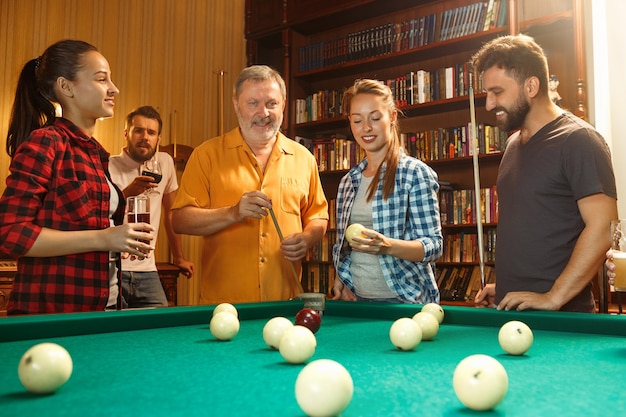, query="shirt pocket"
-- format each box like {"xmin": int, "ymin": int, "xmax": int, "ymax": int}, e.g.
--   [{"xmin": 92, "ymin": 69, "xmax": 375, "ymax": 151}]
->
[
  {"xmin": 280, "ymin": 177, "xmax": 304, "ymax": 215},
  {"xmin": 55, "ymin": 178, "xmax": 95, "ymax": 221}
]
